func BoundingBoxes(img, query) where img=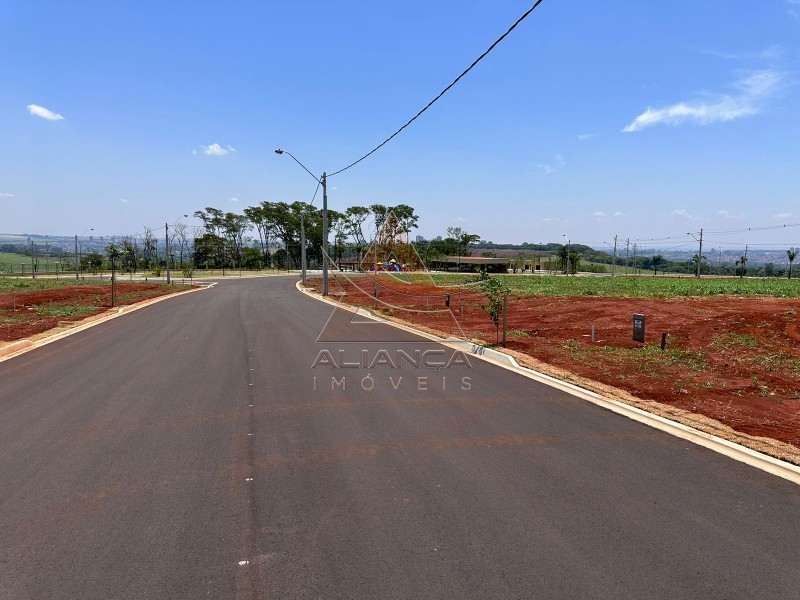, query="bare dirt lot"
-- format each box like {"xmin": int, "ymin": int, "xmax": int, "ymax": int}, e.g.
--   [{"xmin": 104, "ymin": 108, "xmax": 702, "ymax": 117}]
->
[
  {"xmin": 0, "ymin": 282, "xmax": 185, "ymax": 342},
  {"xmin": 312, "ymin": 273, "xmax": 800, "ymax": 458}
]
